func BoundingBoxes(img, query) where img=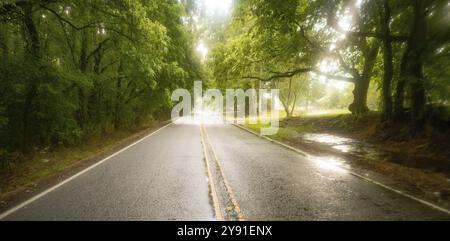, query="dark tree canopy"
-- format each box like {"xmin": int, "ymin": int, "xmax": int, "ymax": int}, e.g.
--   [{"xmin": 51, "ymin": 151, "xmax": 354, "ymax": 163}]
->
[{"xmin": 0, "ymin": 0, "xmax": 202, "ymax": 151}]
